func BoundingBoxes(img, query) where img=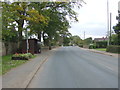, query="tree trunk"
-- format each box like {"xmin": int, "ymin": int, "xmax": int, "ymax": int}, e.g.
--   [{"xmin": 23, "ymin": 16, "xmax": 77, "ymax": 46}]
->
[
  {"xmin": 49, "ymin": 40, "xmax": 51, "ymax": 50},
  {"xmin": 38, "ymin": 31, "xmax": 42, "ymax": 53},
  {"xmin": 18, "ymin": 19, "xmax": 24, "ymax": 53},
  {"xmin": 48, "ymin": 35, "xmax": 52, "ymax": 50},
  {"xmin": 38, "ymin": 32, "xmax": 41, "ymax": 42}
]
